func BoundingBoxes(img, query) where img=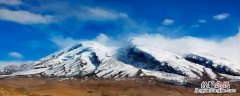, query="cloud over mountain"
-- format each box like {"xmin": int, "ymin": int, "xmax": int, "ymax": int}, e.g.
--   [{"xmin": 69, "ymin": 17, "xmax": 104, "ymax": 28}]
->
[{"xmin": 130, "ymin": 28, "xmax": 240, "ymax": 64}]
